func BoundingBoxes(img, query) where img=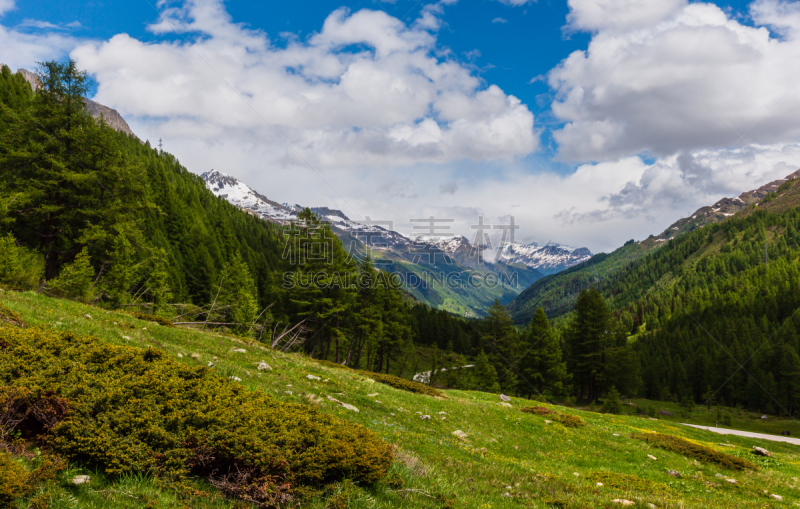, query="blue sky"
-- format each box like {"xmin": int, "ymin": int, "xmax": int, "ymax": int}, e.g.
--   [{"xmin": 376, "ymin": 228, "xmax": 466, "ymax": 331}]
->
[
  {"xmin": 2, "ymin": 0, "xmax": 800, "ymax": 251},
  {"xmin": 6, "ymin": 0, "xmax": 755, "ymax": 162}
]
